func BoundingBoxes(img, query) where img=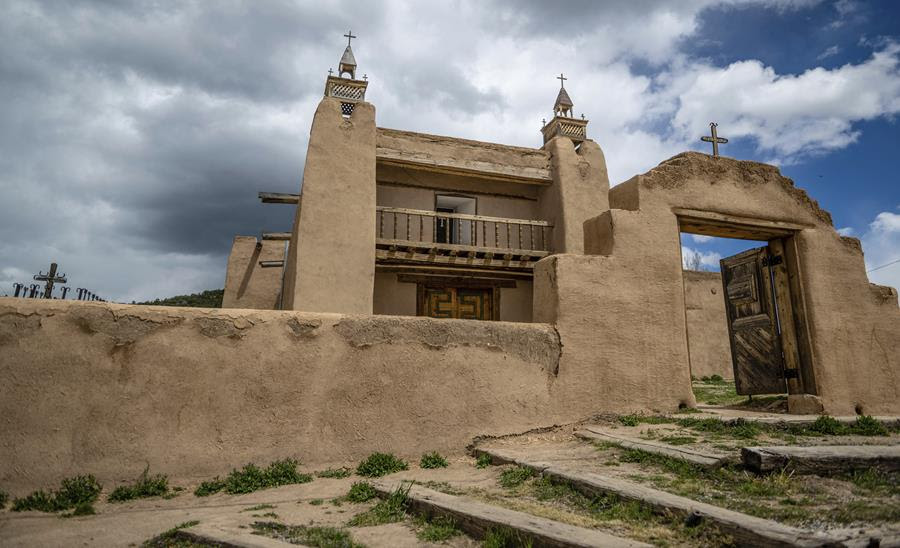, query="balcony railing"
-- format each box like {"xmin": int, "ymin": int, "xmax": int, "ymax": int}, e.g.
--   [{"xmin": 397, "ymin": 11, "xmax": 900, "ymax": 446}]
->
[{"xmin": 375, "ymin": 206, "xmax": 552, "ymax": 270}]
